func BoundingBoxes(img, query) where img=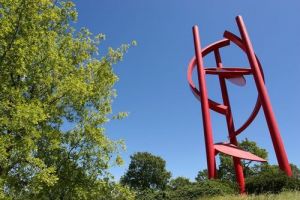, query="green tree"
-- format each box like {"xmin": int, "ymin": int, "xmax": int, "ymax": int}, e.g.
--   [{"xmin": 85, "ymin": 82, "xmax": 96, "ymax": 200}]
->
[
  {"xmin": 169, "ymin": 177, "xmax": 192, "ymax": 190},
  {"xmin": 195, "ymin": 169, "xmax": 208, "ymax": 182},
  {"xmin": 260, "ymin": 163, "xmax": 300, "ymax": 179},
  {"xmin": 0, "ymin": 0, "xmax": 135, "ymax": 199},
  {"xmin": 121, "ymin": 152, "xmax": 171, "ymax": 190},
  {"xmin": 291, "ymin": 164, "xmax": 300, "ymax": 179}
]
